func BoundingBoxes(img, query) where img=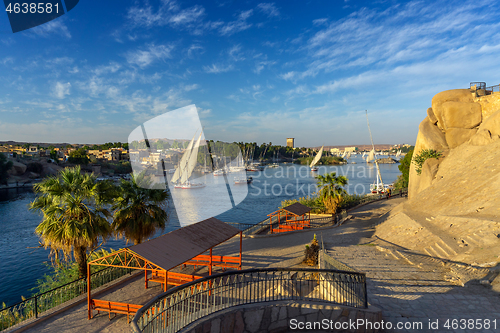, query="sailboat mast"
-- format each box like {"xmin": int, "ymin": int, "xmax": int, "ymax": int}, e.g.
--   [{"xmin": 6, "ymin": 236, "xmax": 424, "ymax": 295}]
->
[{"xmin": 365, "ymin": 110, "xmax": 384, "ymax": 187}]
